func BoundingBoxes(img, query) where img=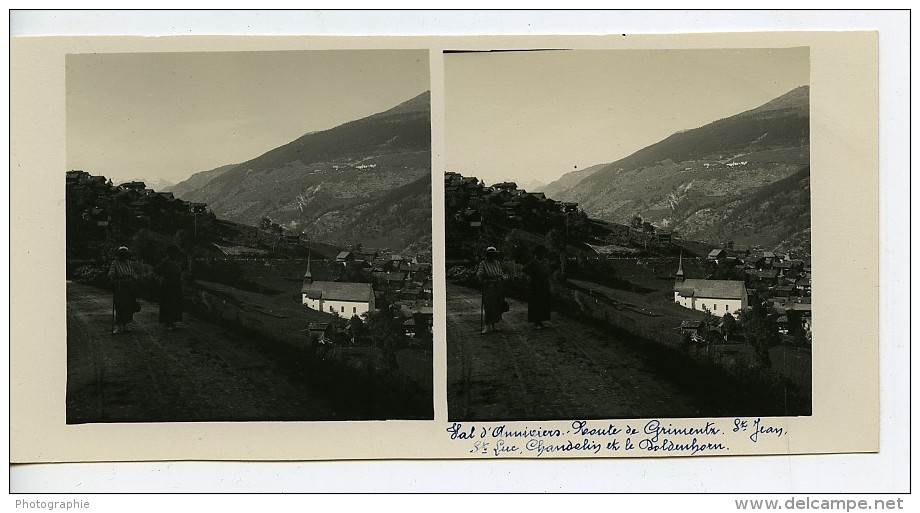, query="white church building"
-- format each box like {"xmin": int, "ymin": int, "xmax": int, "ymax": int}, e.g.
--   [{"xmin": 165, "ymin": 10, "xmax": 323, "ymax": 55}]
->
[
  {"xmin": 673, "ymin": 252, "xmax": 747, "ymax": 317},
  {"xmin": 301, "ymin": 257, "xmax": 375, "ymax": 317}
]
